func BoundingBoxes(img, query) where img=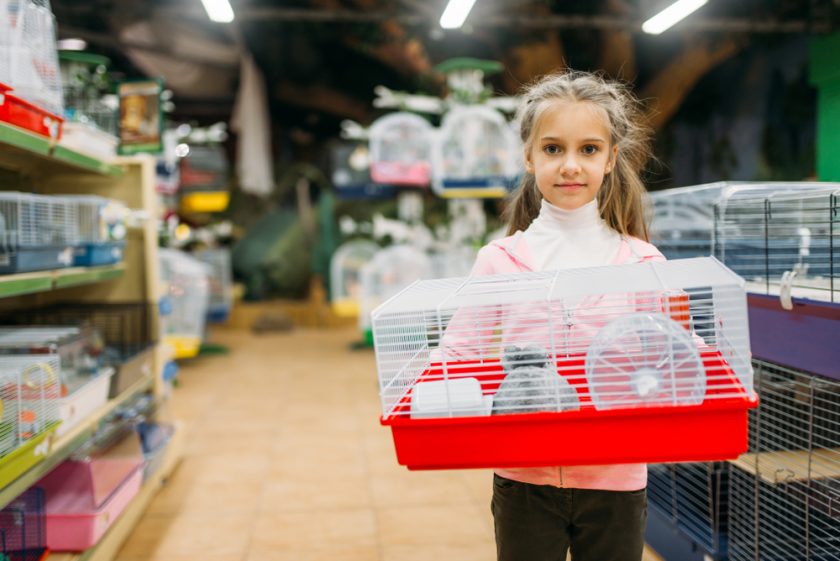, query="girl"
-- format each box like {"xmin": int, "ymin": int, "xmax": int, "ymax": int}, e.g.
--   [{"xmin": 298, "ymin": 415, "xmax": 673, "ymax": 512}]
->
[{"xmin": 472, "ymin": 70, "xmax": 664, "ymax": 561}]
